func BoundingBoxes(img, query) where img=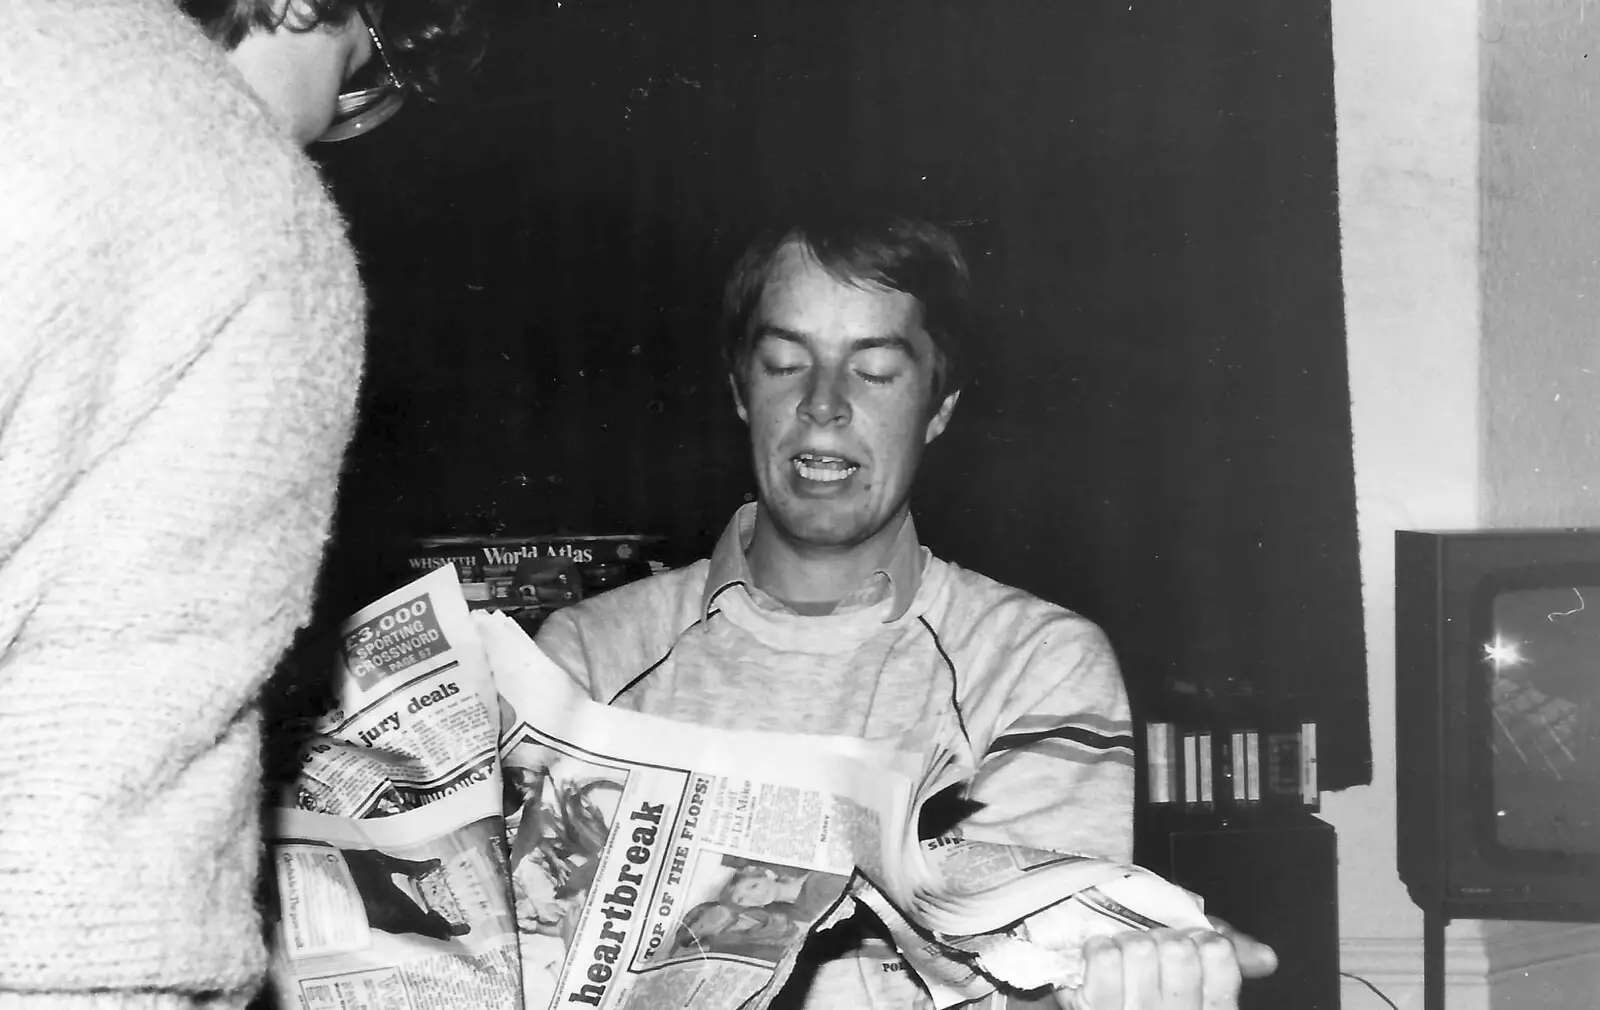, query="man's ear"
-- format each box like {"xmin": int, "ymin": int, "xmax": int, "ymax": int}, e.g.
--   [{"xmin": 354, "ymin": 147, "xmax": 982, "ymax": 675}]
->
[
  {"xmin": 729, "ymin": 374, "xmax": 749, "ymax": 424},
  {"xmin": 924, "ymin": 389, "xmax": 960, "ymax": 444}
]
